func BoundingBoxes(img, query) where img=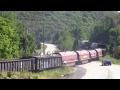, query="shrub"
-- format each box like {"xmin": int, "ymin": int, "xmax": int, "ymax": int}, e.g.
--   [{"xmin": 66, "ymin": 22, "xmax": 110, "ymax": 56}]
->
[{"xmin": 7, "ymin": 71, "xmax": 13, "ymax": 77}]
